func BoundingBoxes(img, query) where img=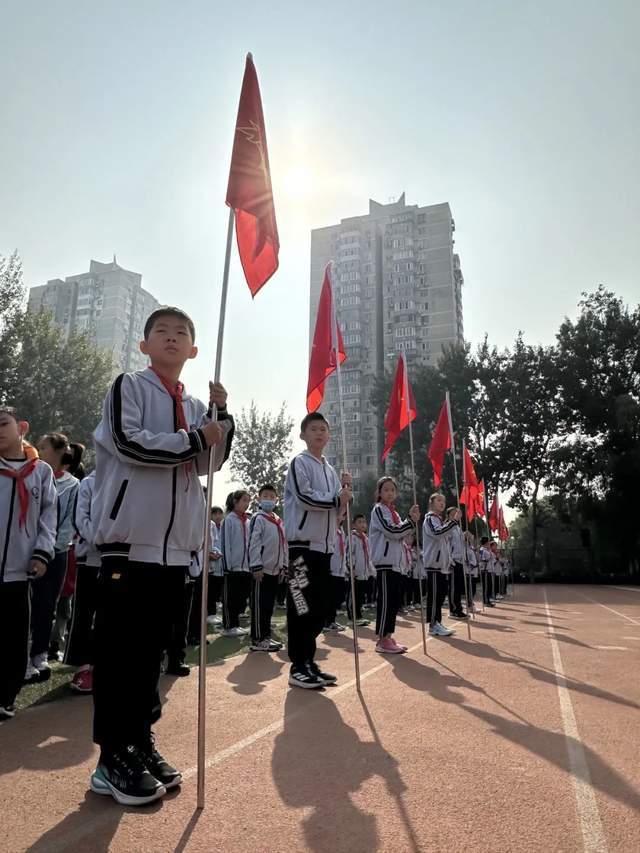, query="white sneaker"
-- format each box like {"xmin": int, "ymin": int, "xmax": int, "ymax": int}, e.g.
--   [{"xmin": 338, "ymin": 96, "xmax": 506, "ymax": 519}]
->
[
  {"xmin": 32, "ymin": 653, "xmax": 50, "ymax": 671},
  {"xmin": 250, "ymin": 640, "xmax": 272, "ymax": 651},
  {"xmin": 24, "ymin": 661, "xmax": 40, "ymax": 683},
  {"xmin": 206, "ymin": 615, "xmax": 222, "ymax": 625},
  {"xmin": 435, "ymin": 622, "xmax": 454, "ymax": 637},
  {"xmin": 222, "ymin": 627, "xmax": 247, "ymax": 637}
]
